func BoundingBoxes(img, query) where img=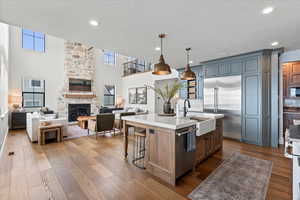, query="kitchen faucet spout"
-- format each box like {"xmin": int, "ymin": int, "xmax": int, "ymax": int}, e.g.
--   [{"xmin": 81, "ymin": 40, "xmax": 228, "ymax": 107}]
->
[{"xmin": 183, "ymin": 99, "xmax": 191, "ymax": 117}]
